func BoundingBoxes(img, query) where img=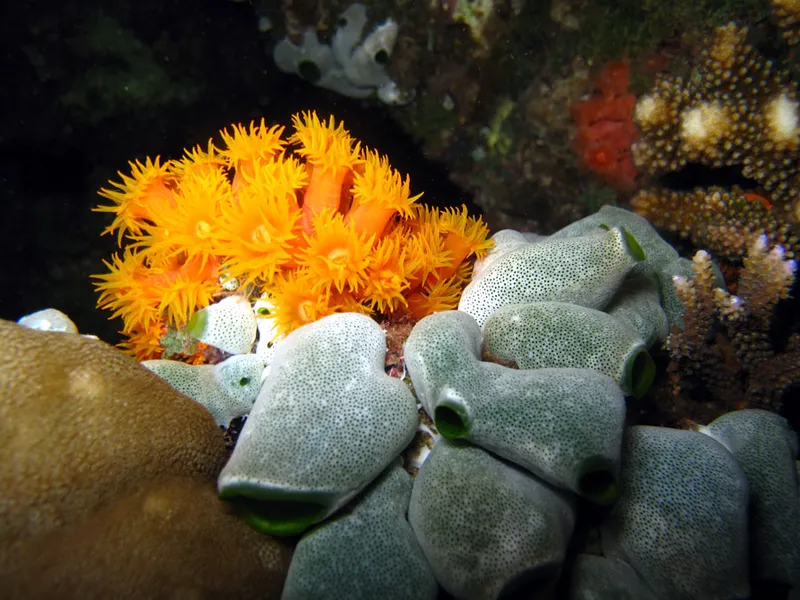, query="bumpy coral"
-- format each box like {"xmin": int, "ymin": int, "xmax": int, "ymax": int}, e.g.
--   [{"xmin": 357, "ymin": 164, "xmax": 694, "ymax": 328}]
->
[
  {"xmin": 93, "ymin": 111, "xmax": 490, "ymax": 360},
  {"xmin": 666, "ymin": 236, "xmax": 799, "ymax": 417},
  {"xmin": 632, "ymin": 186, "xmax": 800, "ymax": 259},
  {"xmin": 630, "ymin": 23, "xmax": 800, "ymax": 256},
  {"xmin": 772, "ymin": 0, "xmax": 800, "ymax": 46}
]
